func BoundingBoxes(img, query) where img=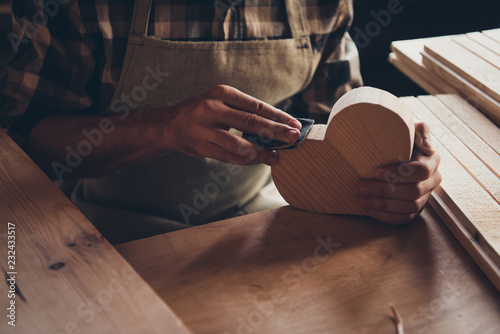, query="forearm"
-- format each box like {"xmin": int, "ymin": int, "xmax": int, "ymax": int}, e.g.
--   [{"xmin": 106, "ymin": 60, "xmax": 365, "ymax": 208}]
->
[
  {"xmin": 26, "ymin": 107, "xmax": 167, "ymax": 180},
  {"xmin": 25, "ymin": 85, "xmax": 303, "ymax": 180}
]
